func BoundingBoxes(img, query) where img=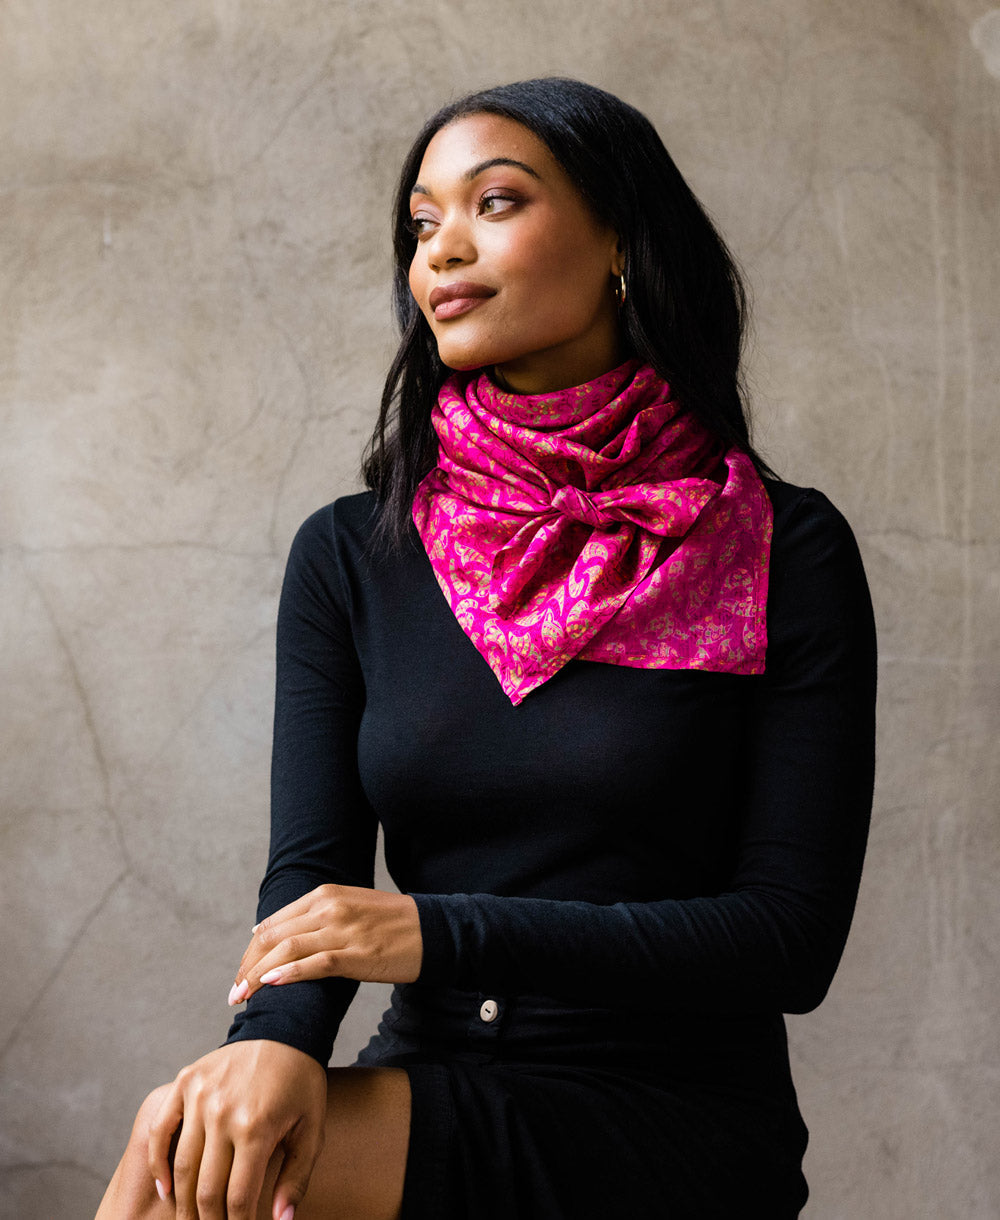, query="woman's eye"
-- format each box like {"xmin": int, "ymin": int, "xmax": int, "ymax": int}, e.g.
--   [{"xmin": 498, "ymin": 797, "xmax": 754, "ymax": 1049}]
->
[
  {"xmin": 479, "ymin": 192, "xmax": 518, "ymax": 217},
  {"xmin": 406, "ymin": 215, "xmax": 435, "ymax": 239}
]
